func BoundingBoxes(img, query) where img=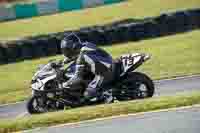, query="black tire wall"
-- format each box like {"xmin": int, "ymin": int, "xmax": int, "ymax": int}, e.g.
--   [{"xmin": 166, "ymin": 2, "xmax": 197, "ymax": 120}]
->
[{"xmin": 0, "ymin": 8, "xmax": 200, "ymax": 64}]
